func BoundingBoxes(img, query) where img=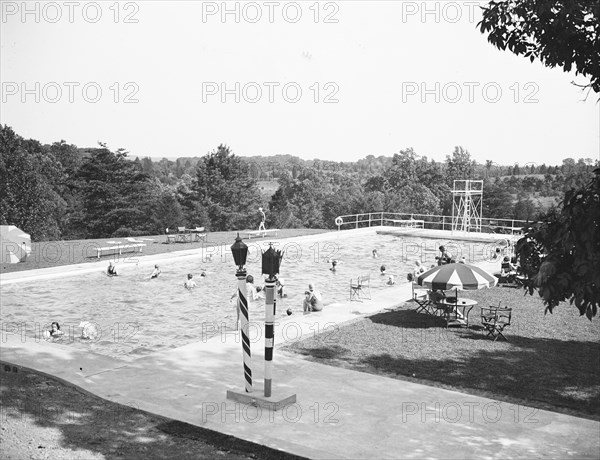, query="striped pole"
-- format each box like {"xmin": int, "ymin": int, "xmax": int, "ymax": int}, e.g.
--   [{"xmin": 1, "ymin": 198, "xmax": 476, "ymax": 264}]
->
[
  {"xmin": 264, "ymin": 276, "xmax": 276, "ymax": 397},
  {"xmin": 237, "ymin": 269, "xmax": 252, "ymax": 393}
]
